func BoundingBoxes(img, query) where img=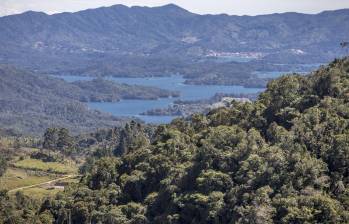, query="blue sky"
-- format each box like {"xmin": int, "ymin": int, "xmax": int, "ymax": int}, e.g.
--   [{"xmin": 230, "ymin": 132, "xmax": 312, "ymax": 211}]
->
[{"xmin": 1, "ymin": 0, "xmax": 349, "ymax": 16}]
